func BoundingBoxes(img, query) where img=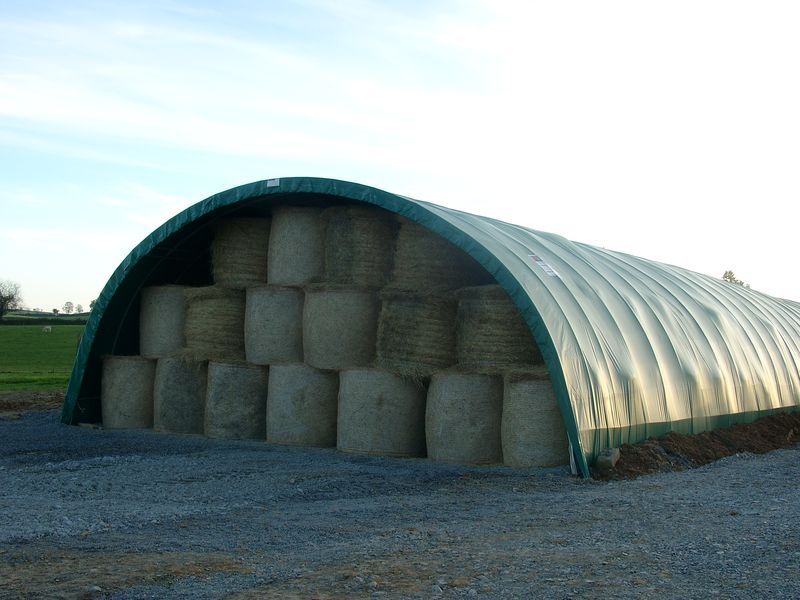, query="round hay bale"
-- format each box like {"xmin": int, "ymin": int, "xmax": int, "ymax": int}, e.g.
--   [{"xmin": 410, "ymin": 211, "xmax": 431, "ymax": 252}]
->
[
  {"xmin": 267, "ymin": 206, "xmax": 325, "ymax": 285},
  {"xmin": 267, "ymin": 363, "xmax": 338, "ymax": 447},
  {"xmin": 245, "ymin": 286, "xmax": 303, "ymax": 365},
  {"xmin": 211, "ymin": 217, "xmax": 271, "ymax": 288},
  {"xmin": 205, "ymin": 361, "xmax": 268, "ymax": 439},
  {"xmin": 153, "ymin": 352, "xmax": 207, "ymax": 434},
  {"xmin": 303, "ymin": 286, "xmax": 378, "ymax": 370},
  {"xmin": 323, "ymin": 206, "xmax": 397, "ymax": 288},
  {"xmin": 426, "ymin": 372, "xmax": 503, "ymax": 464},
  {"xmin": 455, "ymin": 285, "xmax": 542, "ymax": 371},
  {"xmin": 101, "ymin": 356, "xmax": 155, "ymax": 429},
  {"xmin": 337, "ymin": 368, "xmax": 426, "ymax": 457},
  {"xmin": 184, "ymin": 286, "xmax": 245, "ymax": 361},
  {"xmin": 388, "ymin": 219, "xmax": 492, "ymax": 293},
  {"xmin": 375, "ymin": 291, "xmax": 457, "ymax": 381},
  {"xmin": 502, "ymin": 376, "xmax": 569, "ymax": 467},
  {"xmin": 139, "ymin": 285, "xmax": 186, "ymax": 358}
]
